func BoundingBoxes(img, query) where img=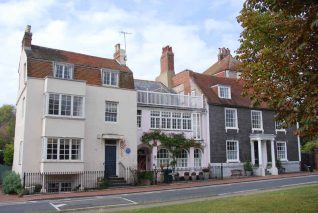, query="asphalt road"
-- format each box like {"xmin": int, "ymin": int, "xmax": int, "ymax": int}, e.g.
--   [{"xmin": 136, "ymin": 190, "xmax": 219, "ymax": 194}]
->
[{"xmin": 0, "ymin": 175, "xmax": 317, "ymax": 213}]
